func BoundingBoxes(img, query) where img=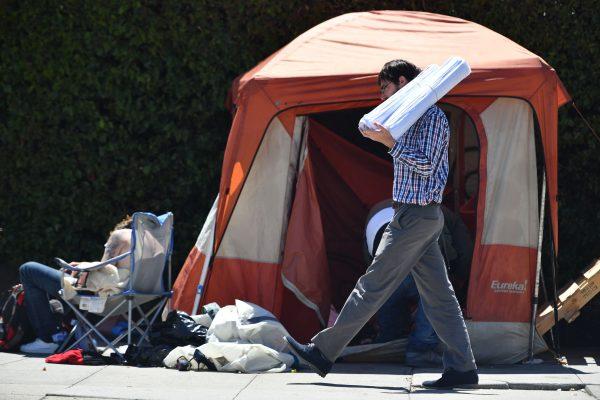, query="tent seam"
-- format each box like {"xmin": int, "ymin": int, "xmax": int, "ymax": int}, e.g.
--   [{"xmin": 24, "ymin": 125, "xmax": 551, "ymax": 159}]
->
[{"xmin": 281, "ymin": 273, "xmax": 326, "ymax": 326}]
